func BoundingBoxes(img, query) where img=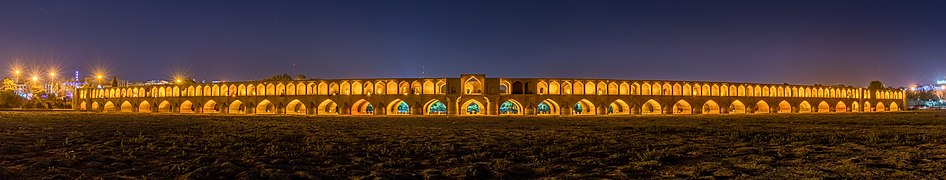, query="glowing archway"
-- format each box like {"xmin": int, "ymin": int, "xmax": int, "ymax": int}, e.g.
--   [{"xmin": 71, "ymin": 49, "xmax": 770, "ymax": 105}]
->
[
  {"xmin": 835, "ymin": 101, "xmax": 847, "ymax": 112},
  {"xmin": 642, "ymin": 99, "xmax": 662, "ymax": 115},
  {"xmin": 876, "ymin": 103, "xmax": 886, "ymax": 112},
  {"xmin": 499, "ymin": 99, "xmax": 523, "ymax": 115},
  {"xmin": 702, "ymin": 100, "xmax": 720, "ymax": 114},
  {"xmin": 79, "ymin": 102, "xmax": 87, "ymax": 111},
  {"xmin": 818, "ymin": 101, "xmax": 830, "ymax": 113},
  {"xmin": 672, "ymin": 100, "xmax": 692, "ymax": 114},
  {"xmin": 318, "ymin": 99, "xmax": 339, "ymax": 115},
  {"xmin": 537, "ymin": 99, "xmax": 560, "ymax": 115},
  {"xmin": 890, "ymin": 102, "xmax": 899, "ymax": 112},
  {"xmin": 425, "ymin": 100, "xmax": 447, "ymax": 115},
  {"xmin": 139, "ymin": 101, "xmax": 152, "ymax": 113},
  {"xmin": 608, "ymin": 99, "xmax": 631, "ymax": 115},
  {"xmin": 851, "ymin": 102, "xmax": 860, "ymax": 112},
  {"xmin": 755, "ymin": 100, "xmax": 770, "ymax": 113},
  {"xmin": 863, "ymin": 101, "xmax": 872, "ymax": 112},
  {"xmin": 256, "ymin": 100, "xmax": 275, "ymax": 114},
  {"xmin": 573, "ymin": 99, "xmax": 595, "ymax": 115},
  {"xmin": 158, "ymin": 101, "xmax": 171, "ymax": 113},
  {"xmin": 461, "ymin": 99, "xmax": 486, "ymax": 115},
  {"xmin": 799, "ymin": 101, "xmax": 811, "ymax": 113},
  {"xmin": 92, "ymin": 102, "xmax": 101, "ymax": 111},
  {"xmin": 387, "ymin": 99, "xmax": 410, "ymax": 115},
  {"xmin": 229, "ymin": 100, "xmax": 245, "ymax": 114},
  {"xmin": 120, "ymin": 101, "xmax": 134, "ymax": 112},
  {"xmin": 777, "ymin": 101, "xmax": 791, "ymax": 113},
  {"xmin": 103, "ymin": 101, "xmax": 117, "ymax": 112},
  {"xmin": 180, "ymin": 100, "xmax": 195, "ymax": 113},
  {"xmin": 203, "ymin": 100, "xmax": 219, "ymax": 113},
  {"xmin": 351, "ymin": 99, "xmax": 374, "ymax": 115},
  {"xmin": 286, "ymin": 99, "xmax": 306, "ymax": 115},
  {"xmin": 729, "ymin": 100, "xmax": 746, "ymax": 114}
]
